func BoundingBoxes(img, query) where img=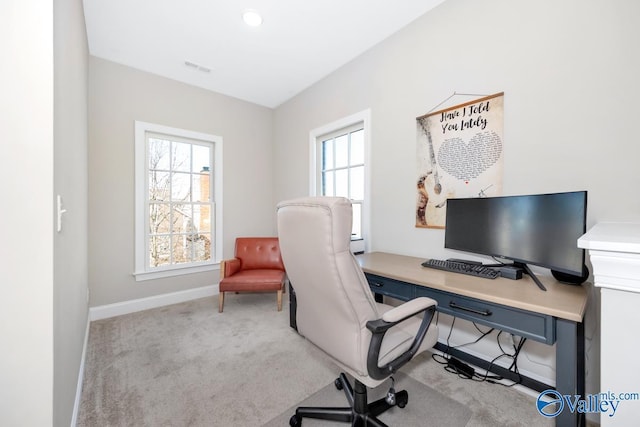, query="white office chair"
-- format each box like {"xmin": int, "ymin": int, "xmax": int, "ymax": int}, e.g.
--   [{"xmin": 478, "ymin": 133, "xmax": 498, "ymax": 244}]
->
[{"xmin": 277, "ymin": 196, "xmax": 438, "ymax": 427}]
